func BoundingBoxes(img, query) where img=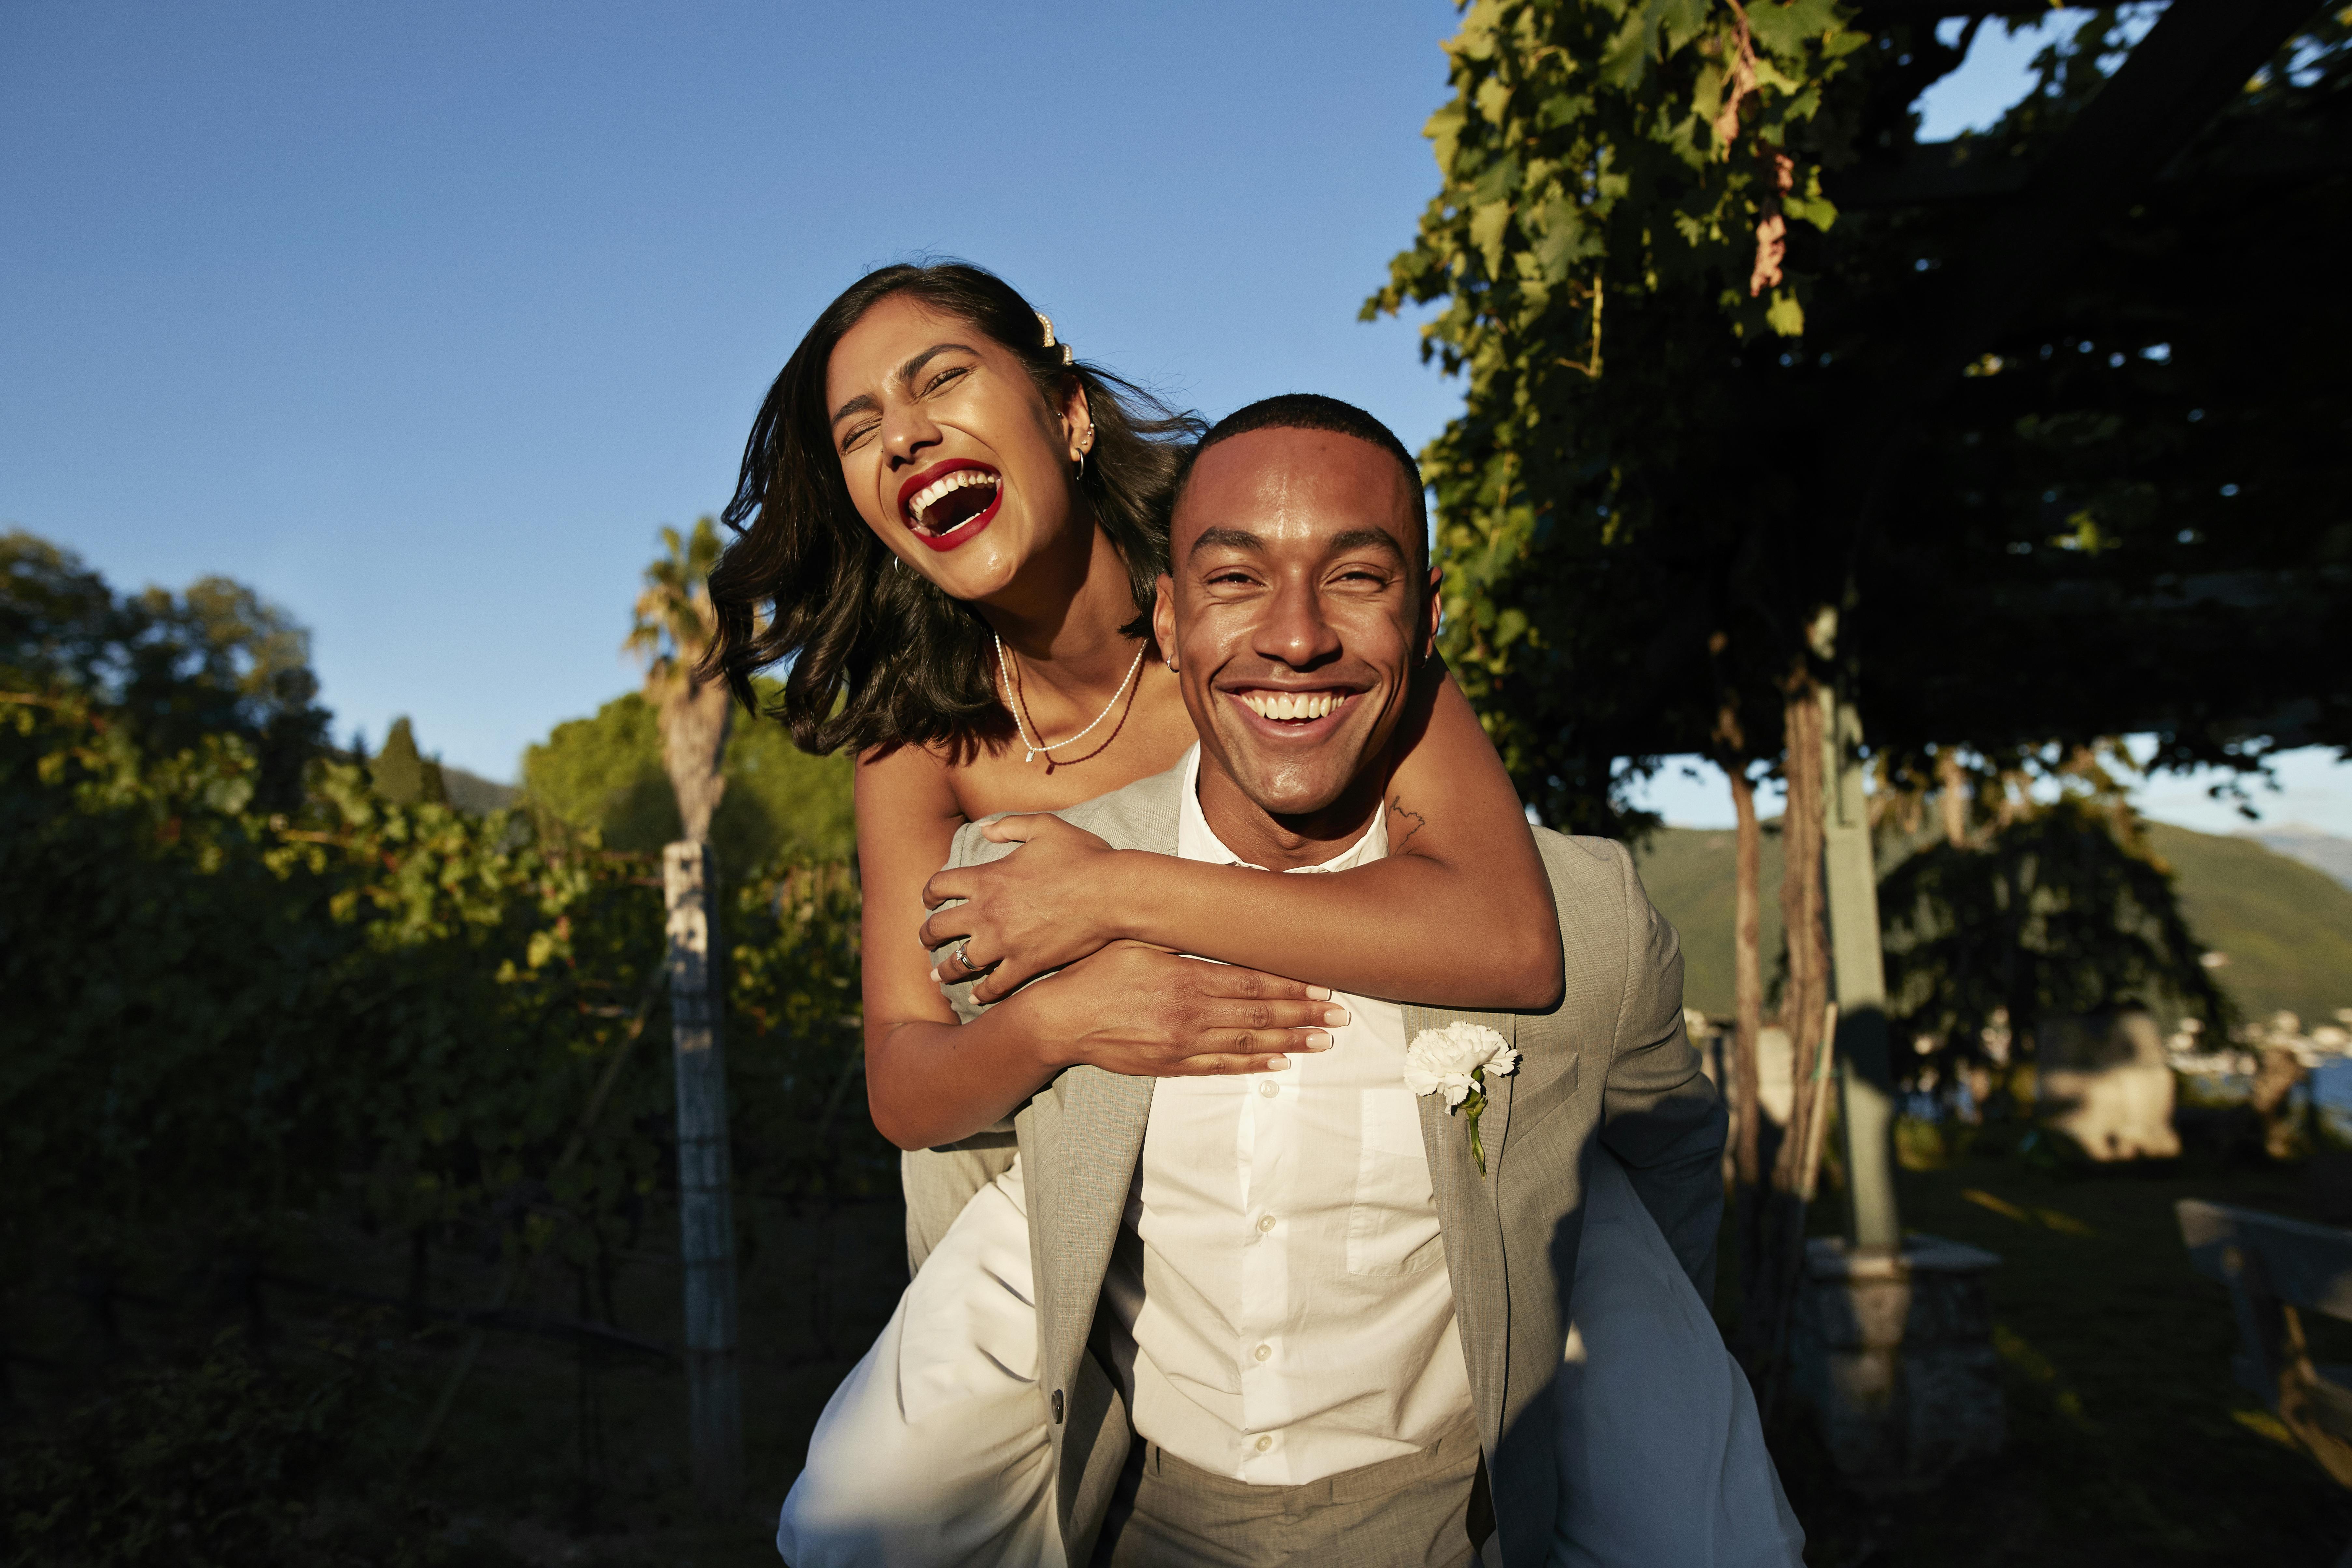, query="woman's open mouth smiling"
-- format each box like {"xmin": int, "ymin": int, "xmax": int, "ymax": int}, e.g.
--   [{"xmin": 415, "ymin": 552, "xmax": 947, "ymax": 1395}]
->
[{"xmin": 898, "ymin": 460, "xmax": 1003, "ymax": 552}]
